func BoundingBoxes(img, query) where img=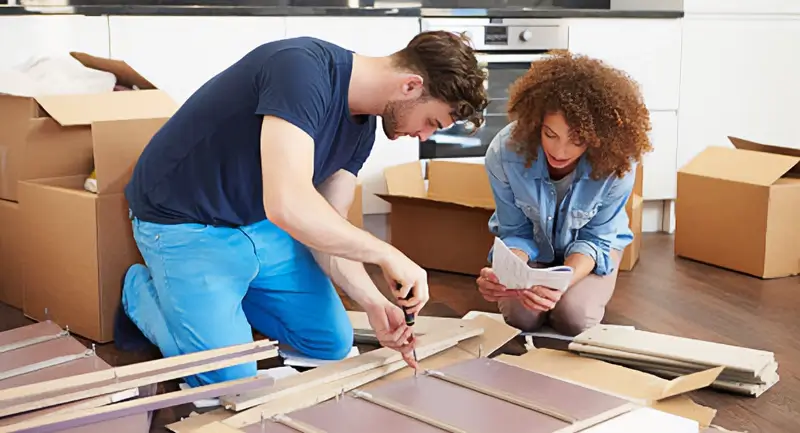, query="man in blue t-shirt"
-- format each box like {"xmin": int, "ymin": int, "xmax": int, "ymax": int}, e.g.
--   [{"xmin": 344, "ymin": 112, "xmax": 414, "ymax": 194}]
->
[{"xmin": 117, "ymin": 32, "xmax": 488, "ymax": 386}]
